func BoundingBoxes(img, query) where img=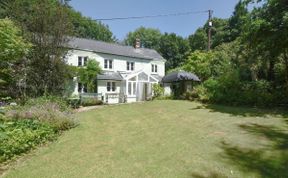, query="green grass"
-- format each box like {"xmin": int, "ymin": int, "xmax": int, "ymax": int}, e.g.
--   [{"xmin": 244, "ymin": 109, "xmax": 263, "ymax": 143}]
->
[{"xmin": 2, "ymin": 100, "xmax": 288, "ymax": 178}]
